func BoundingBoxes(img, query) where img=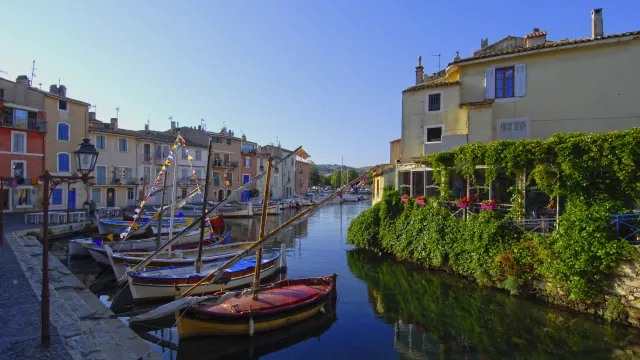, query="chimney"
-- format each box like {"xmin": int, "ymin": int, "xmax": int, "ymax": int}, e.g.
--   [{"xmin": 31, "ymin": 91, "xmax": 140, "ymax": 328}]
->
[
  {"xmin": 58, "ymin": 85, "xmax": 67, "ymax": 97},
  {"xmin": 144, "ymin": 123, "xmax": 149, "ymax": 131},
  {"xmin": 171, "ymin": 120, "xmax": 176, "ymax": 130},
  {"xmin": 110, "ymin": 117, "xmax": 118, "ymax": 130},
  {"xmin": 525, "ymin": 28, "xmax": 547, "ymax": 47},
  {"xmin": 591, "ymin": 8, "xmax": 603, "ymax": 38},
  {"xmin": 15, "ymin": 75, "xmax": 29, "ymax": 105},
  {"xmin": 242, "ymin": 134, "xmax": 247, "ymax": 142},
  {"xmin": 89, "ymin": 111, "xmax": 96, "ymax": 120},
  {"xmin": 481, "ymin": 38, "xmax": 489, "ymax": 49},
  {"xmin": 415, "ymin": 56, "xmax": 424, "ymax": 85},
  {"xmin": 49, "ymin": 84, "xmax": 58, "ymax": 94}
]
